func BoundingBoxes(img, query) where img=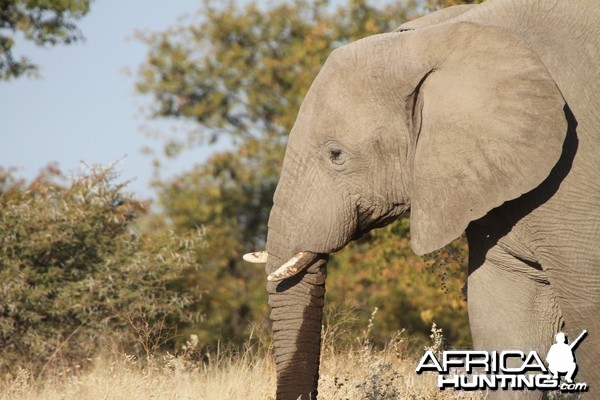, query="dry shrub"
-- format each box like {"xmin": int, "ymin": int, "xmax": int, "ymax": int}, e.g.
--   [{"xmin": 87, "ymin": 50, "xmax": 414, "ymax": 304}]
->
[
  {"xmin": 0, "ymin": 165, "xmax": 203, "ymax": 377},
  {"xmin": 319, "ymin": 310, "xmax": 482, "ymax": 400}
]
